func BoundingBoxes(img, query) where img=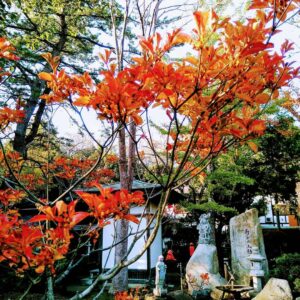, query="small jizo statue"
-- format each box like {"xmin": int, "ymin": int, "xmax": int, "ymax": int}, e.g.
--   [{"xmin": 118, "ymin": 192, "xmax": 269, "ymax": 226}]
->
[{"xmin": 154, "ymin": 255, "xmax": 167, "ymax": 296}]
